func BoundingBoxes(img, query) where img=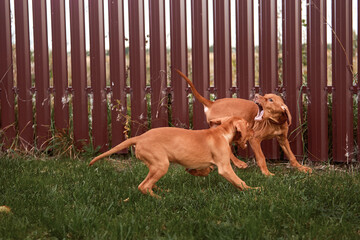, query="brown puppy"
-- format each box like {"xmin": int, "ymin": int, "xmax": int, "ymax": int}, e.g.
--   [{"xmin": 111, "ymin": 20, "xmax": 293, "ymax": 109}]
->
[
  {"xmin": 89, "ymin": 117, "xmax": 256, "ymax": 198},
  {"xmin": 176, "ymin": 69, "xmax": 312, "ymax": 176}
]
